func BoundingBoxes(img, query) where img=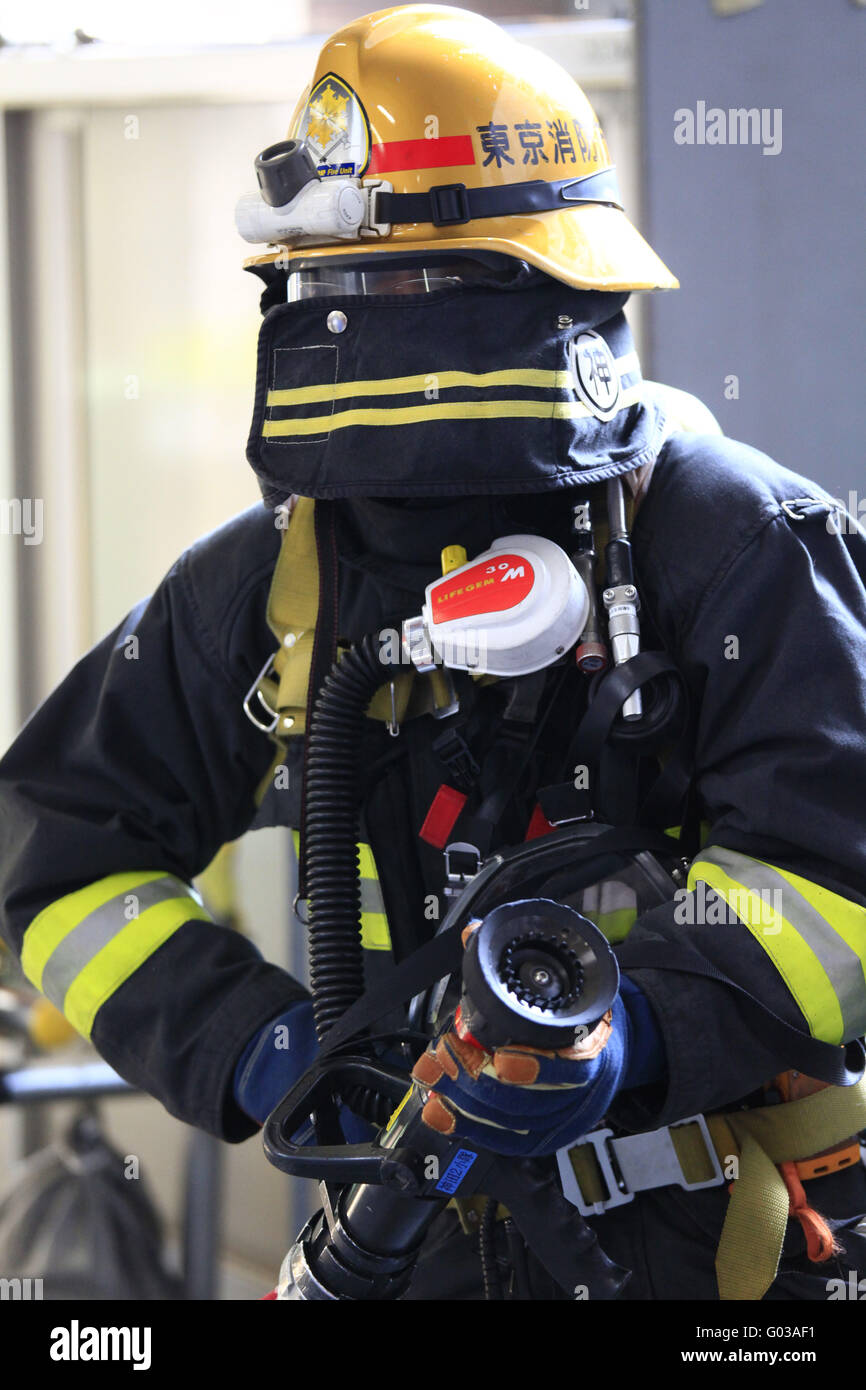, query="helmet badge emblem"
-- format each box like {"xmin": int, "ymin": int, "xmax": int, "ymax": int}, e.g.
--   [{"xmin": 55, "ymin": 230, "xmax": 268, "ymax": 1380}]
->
[{"xmin": 295, "ymin": 72, "xmax": 372, "ymax": 178}]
